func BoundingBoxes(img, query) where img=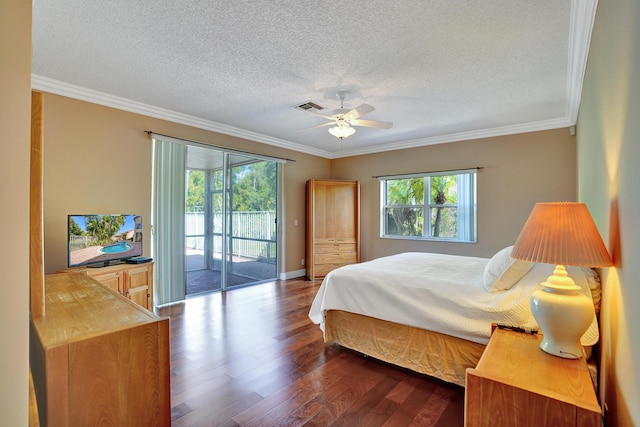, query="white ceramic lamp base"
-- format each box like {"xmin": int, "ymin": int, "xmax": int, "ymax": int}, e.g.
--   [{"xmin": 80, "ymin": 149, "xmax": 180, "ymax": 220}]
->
[{"xmin": 530, "ymin": 265, "xmax": 594, "ymax": 359}]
